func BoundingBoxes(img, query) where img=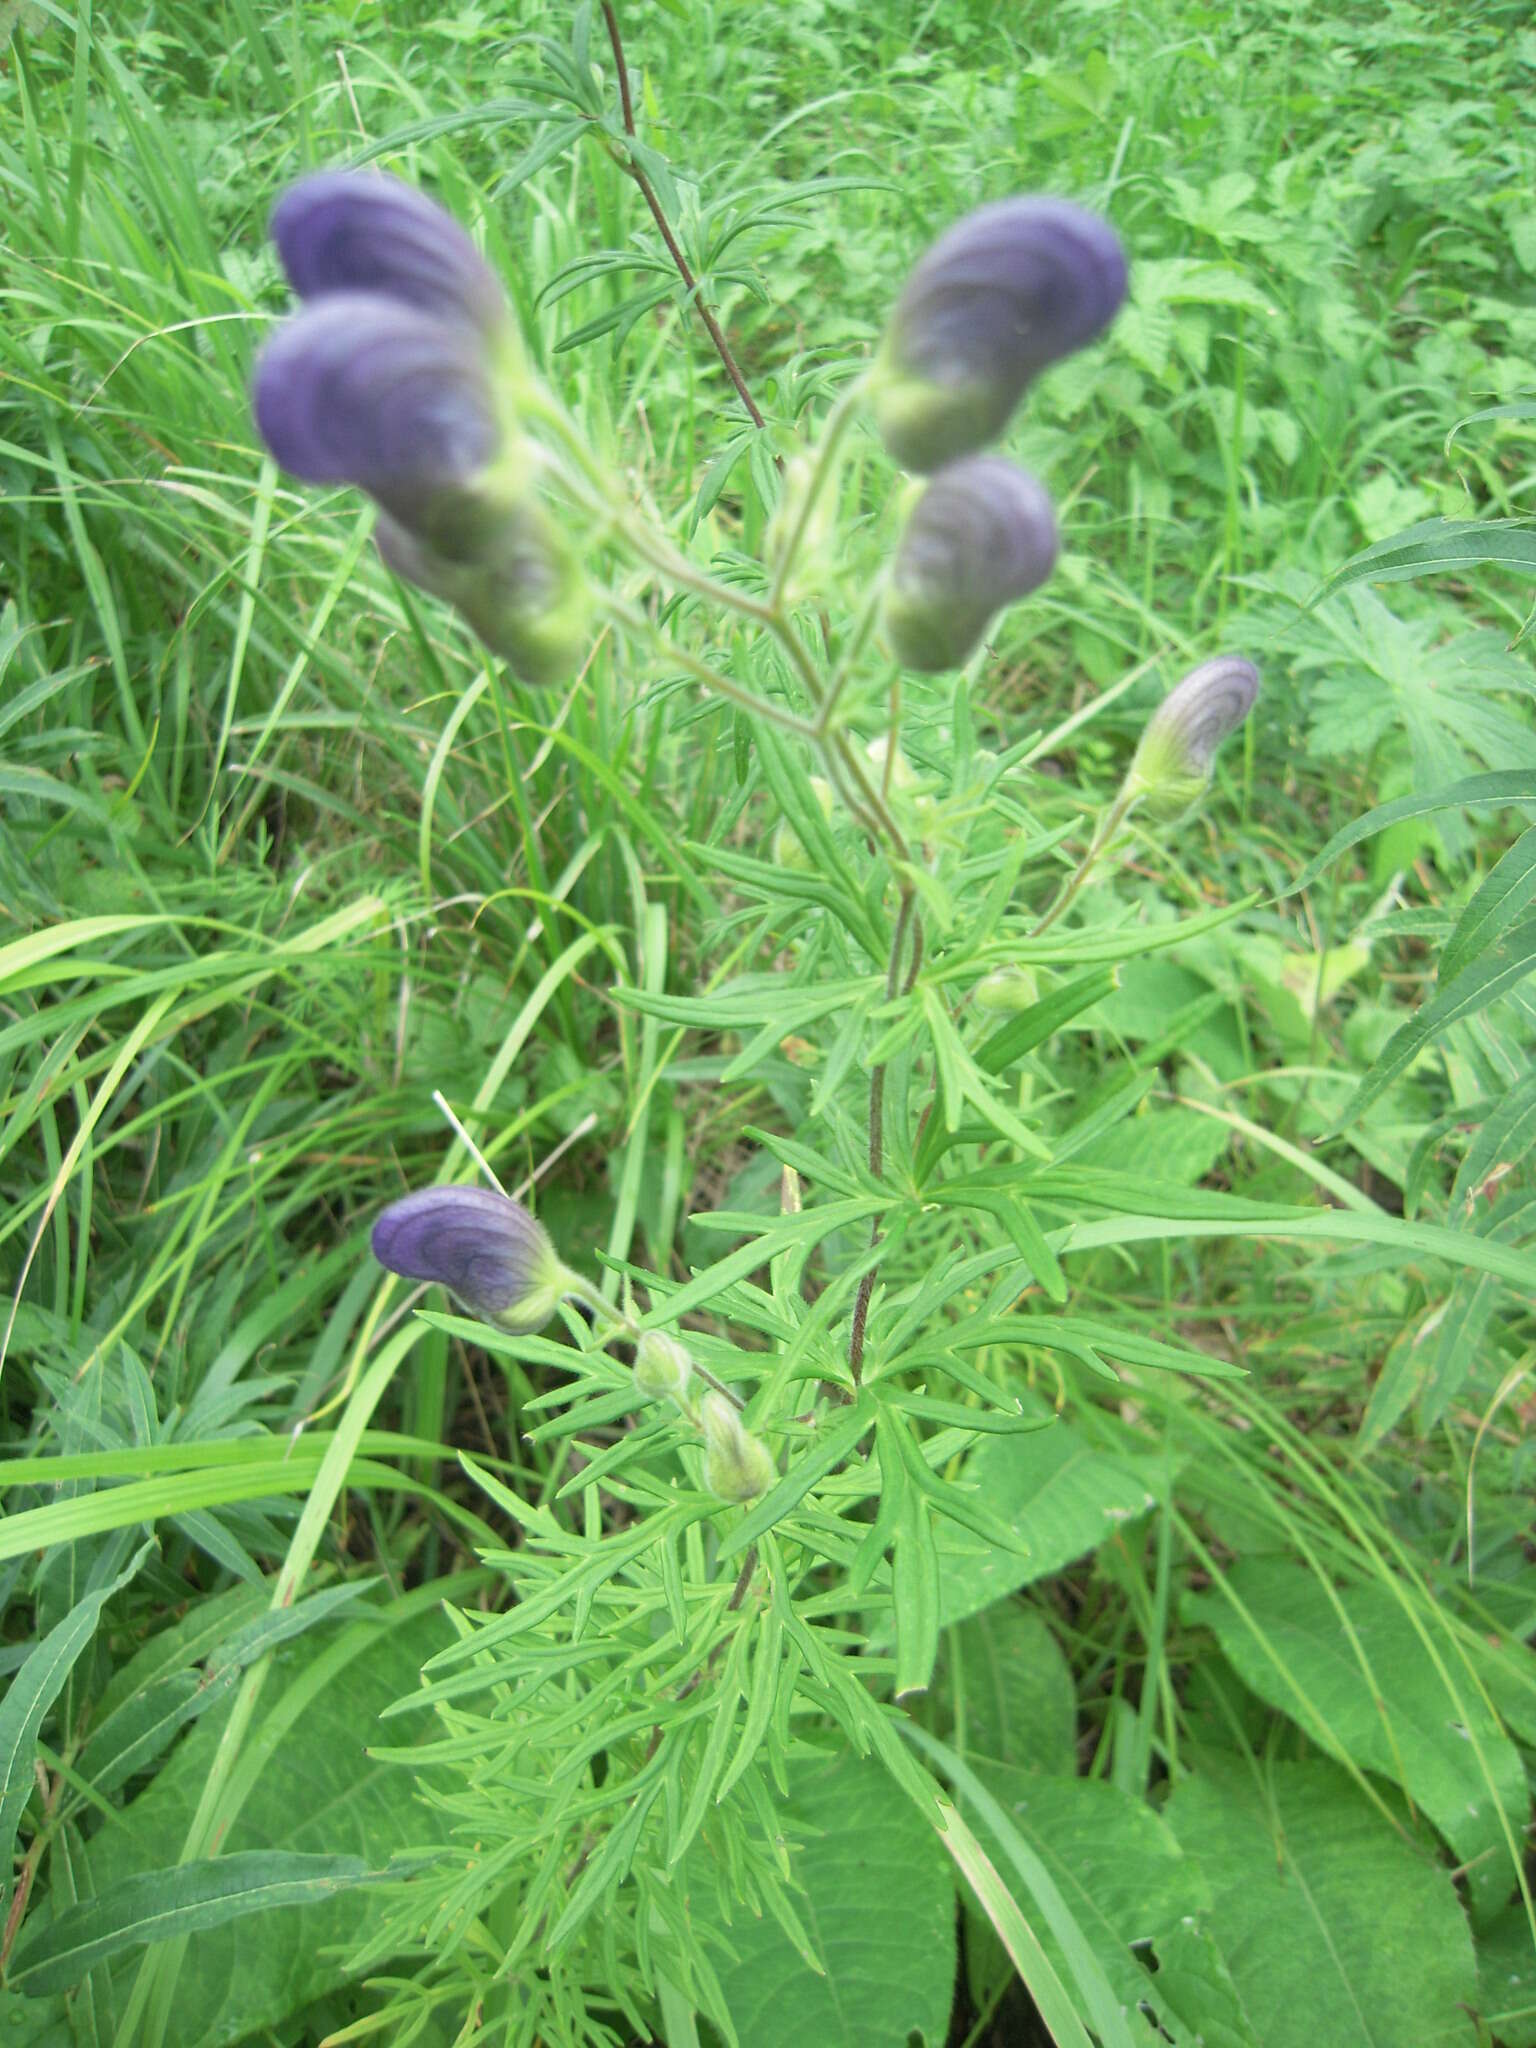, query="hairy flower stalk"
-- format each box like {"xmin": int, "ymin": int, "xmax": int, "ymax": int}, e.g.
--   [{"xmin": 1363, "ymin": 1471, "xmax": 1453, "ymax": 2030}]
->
[
  {"xmin": 370, "ymin": 1185, "xmax": 571, "ymax": 1333},
  {"xmin": 882, "ymin": 456, "xmax": 1058, "ymax": 672},
  {"xmin": 252, "ymin": 170, "xmax": 589, "ymax": 683},
  {"xmin": 871, "ymin": 196, "xmax": 1128, "ymax": 473},
  {"xmin": 1124, "ymin": 655, "xmax": 1262, "ymax": 819}
]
